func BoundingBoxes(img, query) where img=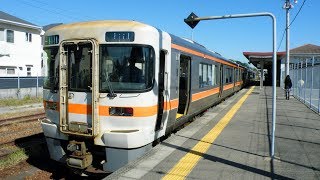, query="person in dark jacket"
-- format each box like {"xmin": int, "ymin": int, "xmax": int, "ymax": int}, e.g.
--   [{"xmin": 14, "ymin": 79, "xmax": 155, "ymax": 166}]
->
[{"xmin": 284, "ymin": 75, "xmax": 292, "ymax": 100}]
